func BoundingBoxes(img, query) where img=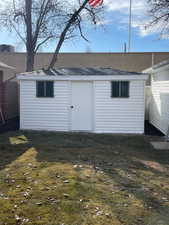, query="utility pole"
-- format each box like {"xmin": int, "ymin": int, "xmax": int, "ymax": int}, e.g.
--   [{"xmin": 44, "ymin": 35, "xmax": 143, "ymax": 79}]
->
[
  {"xmin": 124, "ymin": 42, "xmax": 127, "ymax": 53},
  {"xmin": 128, "ymin": 0, "xmax": 132, "ymax": 52}
]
